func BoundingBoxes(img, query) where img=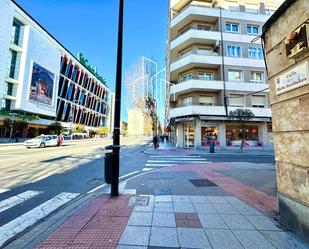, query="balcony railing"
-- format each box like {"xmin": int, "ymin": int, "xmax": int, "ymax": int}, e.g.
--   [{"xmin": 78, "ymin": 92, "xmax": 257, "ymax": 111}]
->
[
  {"xmin": 175, "ymin": 102, "xmax": 219, "ymax": 108},
  {"xmin": 172, "ymin": 2, "xmax": 218, "ymax": 19},
  {"xmin": 175, "ymin": 26, "xmax": 219, "ymax": 39},
  {"xmin": 178, "ymin": 49, "xmax": 219, "ymax": 60}
]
